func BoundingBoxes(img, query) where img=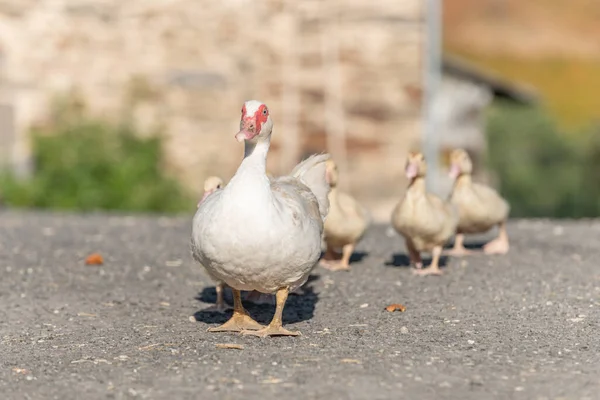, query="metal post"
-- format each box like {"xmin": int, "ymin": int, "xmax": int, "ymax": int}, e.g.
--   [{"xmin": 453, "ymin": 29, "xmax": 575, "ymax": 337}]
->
[{"xmin": 422, "ymin": 0, "xmax": 442, "ymax": 193}]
